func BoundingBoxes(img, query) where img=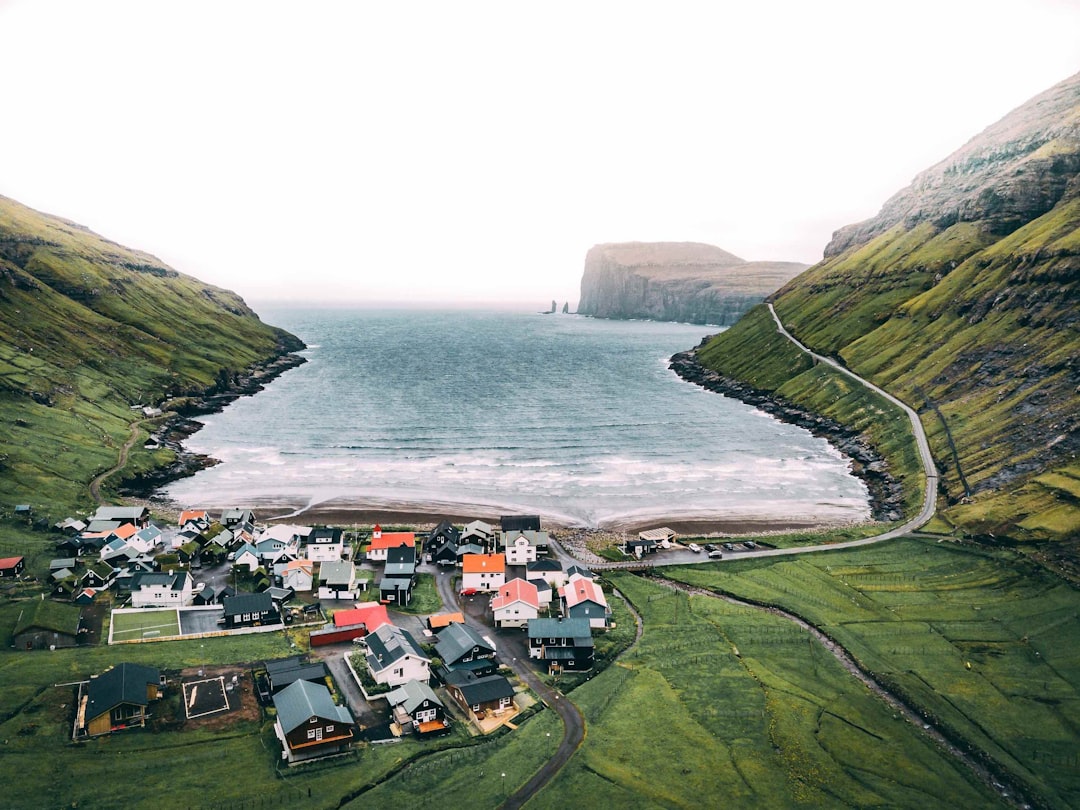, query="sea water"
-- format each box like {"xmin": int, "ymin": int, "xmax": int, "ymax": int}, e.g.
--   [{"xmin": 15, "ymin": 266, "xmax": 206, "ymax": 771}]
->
[{"xmin": 162, "ymin": 308, "xmax": 870, "ymax": 527}]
